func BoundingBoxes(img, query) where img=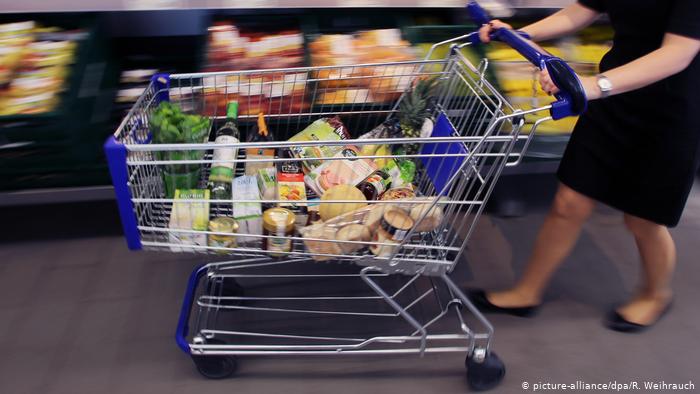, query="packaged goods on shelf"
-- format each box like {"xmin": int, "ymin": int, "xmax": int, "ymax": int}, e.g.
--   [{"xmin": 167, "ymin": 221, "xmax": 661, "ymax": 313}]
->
[
  {"xmin": 203, "ymin": 23, "xmax": 306, "ymax": 116},
  {"xmin": 310, "ymin": 29, "xmax": 419, "ymax": 104},
  {"xmin": 0, "ymin": 21, "xmax": 82, "ymax": 116},
  {"xmin": 115, "ymin": 69, "xmax": 157, "ymax": 104}
]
